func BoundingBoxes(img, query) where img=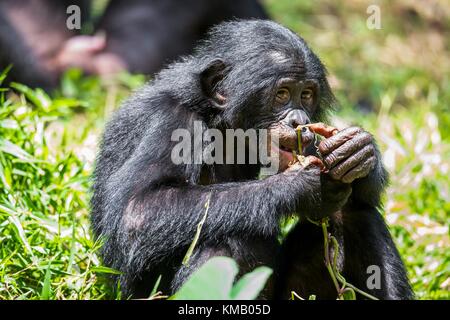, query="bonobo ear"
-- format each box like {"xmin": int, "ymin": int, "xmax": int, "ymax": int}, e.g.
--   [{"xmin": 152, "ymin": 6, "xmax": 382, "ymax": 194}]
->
[{"xmin": 200, "ymin": 59, "xmax": 228, "ymax": 110}]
